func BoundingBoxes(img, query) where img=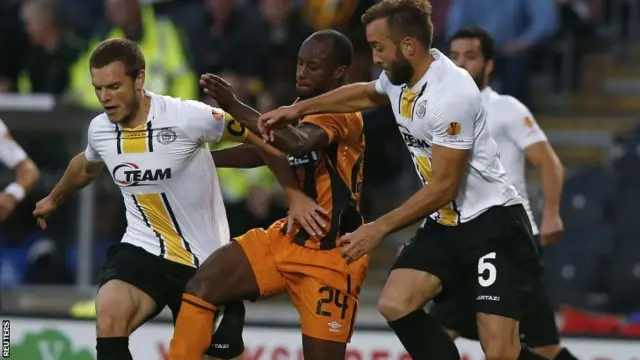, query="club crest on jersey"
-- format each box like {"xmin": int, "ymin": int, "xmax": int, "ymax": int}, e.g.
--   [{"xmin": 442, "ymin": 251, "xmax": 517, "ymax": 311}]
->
[
  {"xmin": 156, "ymin": 128, "xmax": 177, "ymax": 145},
  {"xmin": 415, "ymin": 100, "xmax": 427, "ymax": 119},
  {"xmin": 111, "ymin": 162, "xmax": 172, "ymax": 186}
]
